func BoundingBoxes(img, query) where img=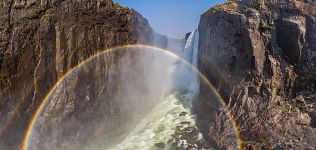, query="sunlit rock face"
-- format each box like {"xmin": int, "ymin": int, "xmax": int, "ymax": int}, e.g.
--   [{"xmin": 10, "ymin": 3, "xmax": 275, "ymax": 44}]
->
[
  {"xmin": 0, "ymin": 0, "xmax": 156, "ymax": 149},
  {"xmin": 198, "ymin": 0, "xmax": 316, "ymax": 149}
]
